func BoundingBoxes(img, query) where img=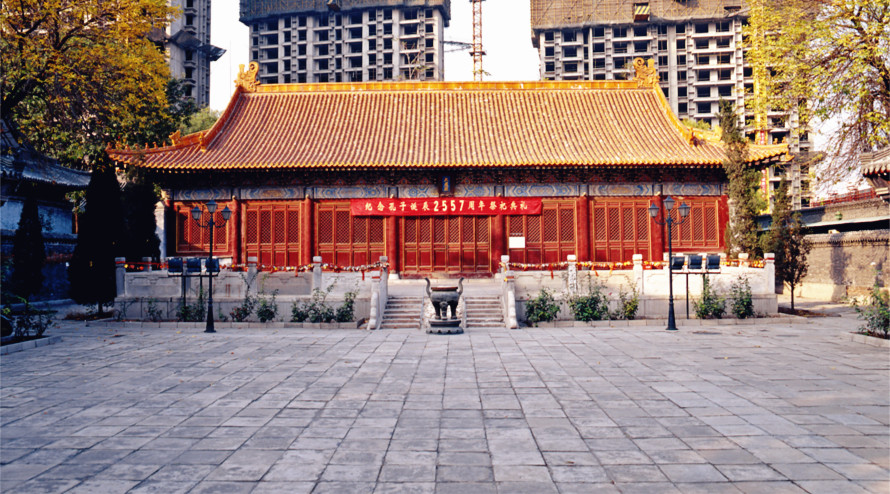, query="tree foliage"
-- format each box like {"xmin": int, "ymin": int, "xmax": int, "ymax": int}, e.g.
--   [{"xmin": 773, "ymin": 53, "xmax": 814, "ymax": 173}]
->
[
  {"xmin": 762, "ymin": 178, "xmax": 812, "ymax": 310},
  {"xmin": 68, "ymin": 164, "xmax": 124, "ymax": 314},
  {"xmin": 746, "ymin": 0, "xmax": 890, "ymax": 178},
  {"xmin": 1, "ymin": 0, "xmax": 180, "ymax": 166},
  {"xmin": 720, "ymin": 100, "xmax": 761, "ymax": 257},
  {"xmin": 181, "ymin": 107, "xmax": 222, "ymax": 136},
  {"xmin": 11, "ymin": 186, "xmax": 46, "ymax": 300}
]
